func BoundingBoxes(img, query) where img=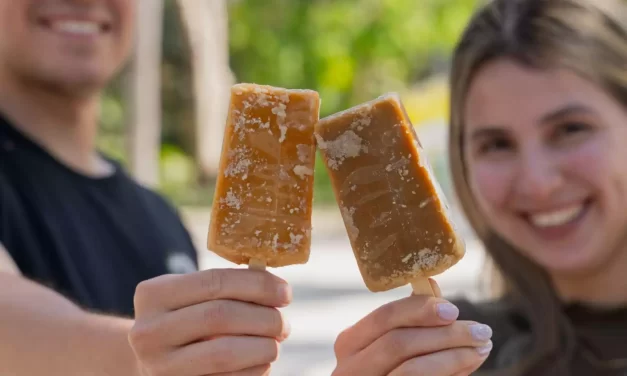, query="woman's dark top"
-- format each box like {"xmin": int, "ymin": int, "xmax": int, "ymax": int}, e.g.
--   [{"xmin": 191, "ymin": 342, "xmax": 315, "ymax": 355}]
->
[{"xmin": 455, "ymin": 298, "xmax": 627, "ymax": 375}]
